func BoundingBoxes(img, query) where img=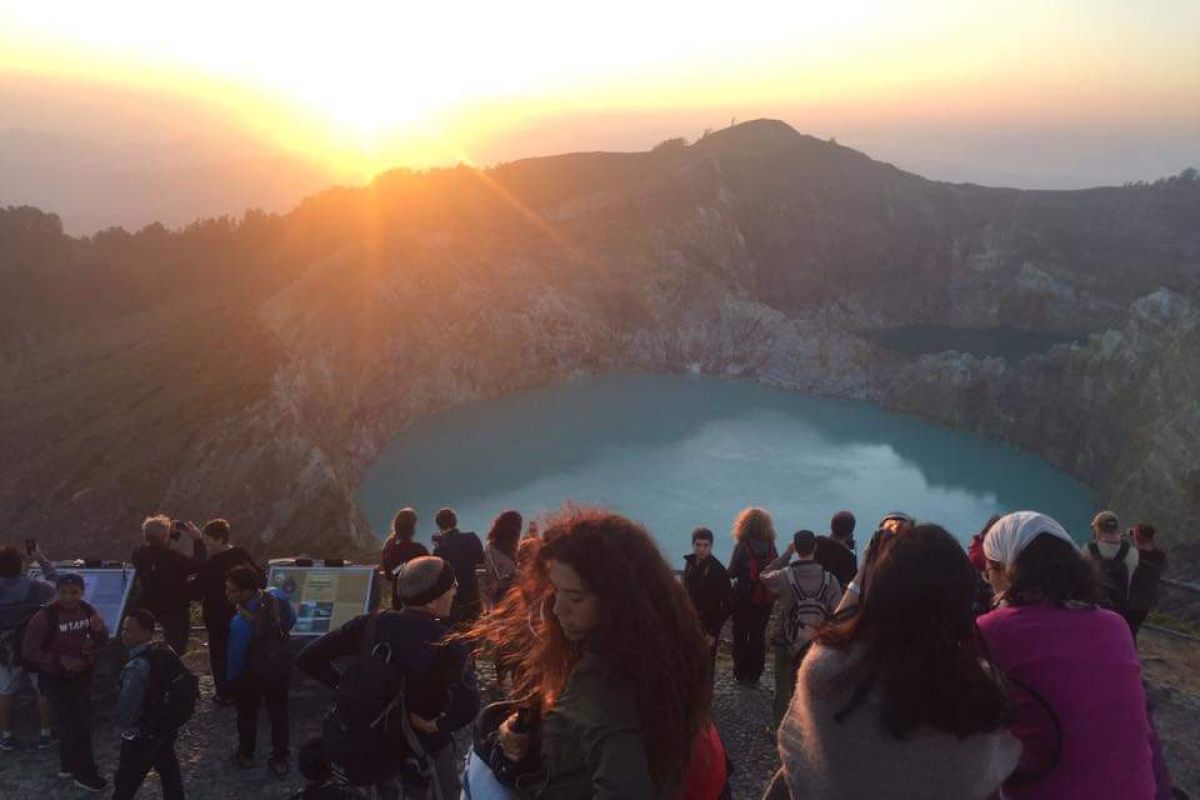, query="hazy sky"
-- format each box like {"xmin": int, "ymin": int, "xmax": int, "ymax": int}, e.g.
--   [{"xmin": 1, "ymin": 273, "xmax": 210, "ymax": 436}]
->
[{"xmin": 2, "ymin": 1, "xmax": 1197, "ymax": 232}]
